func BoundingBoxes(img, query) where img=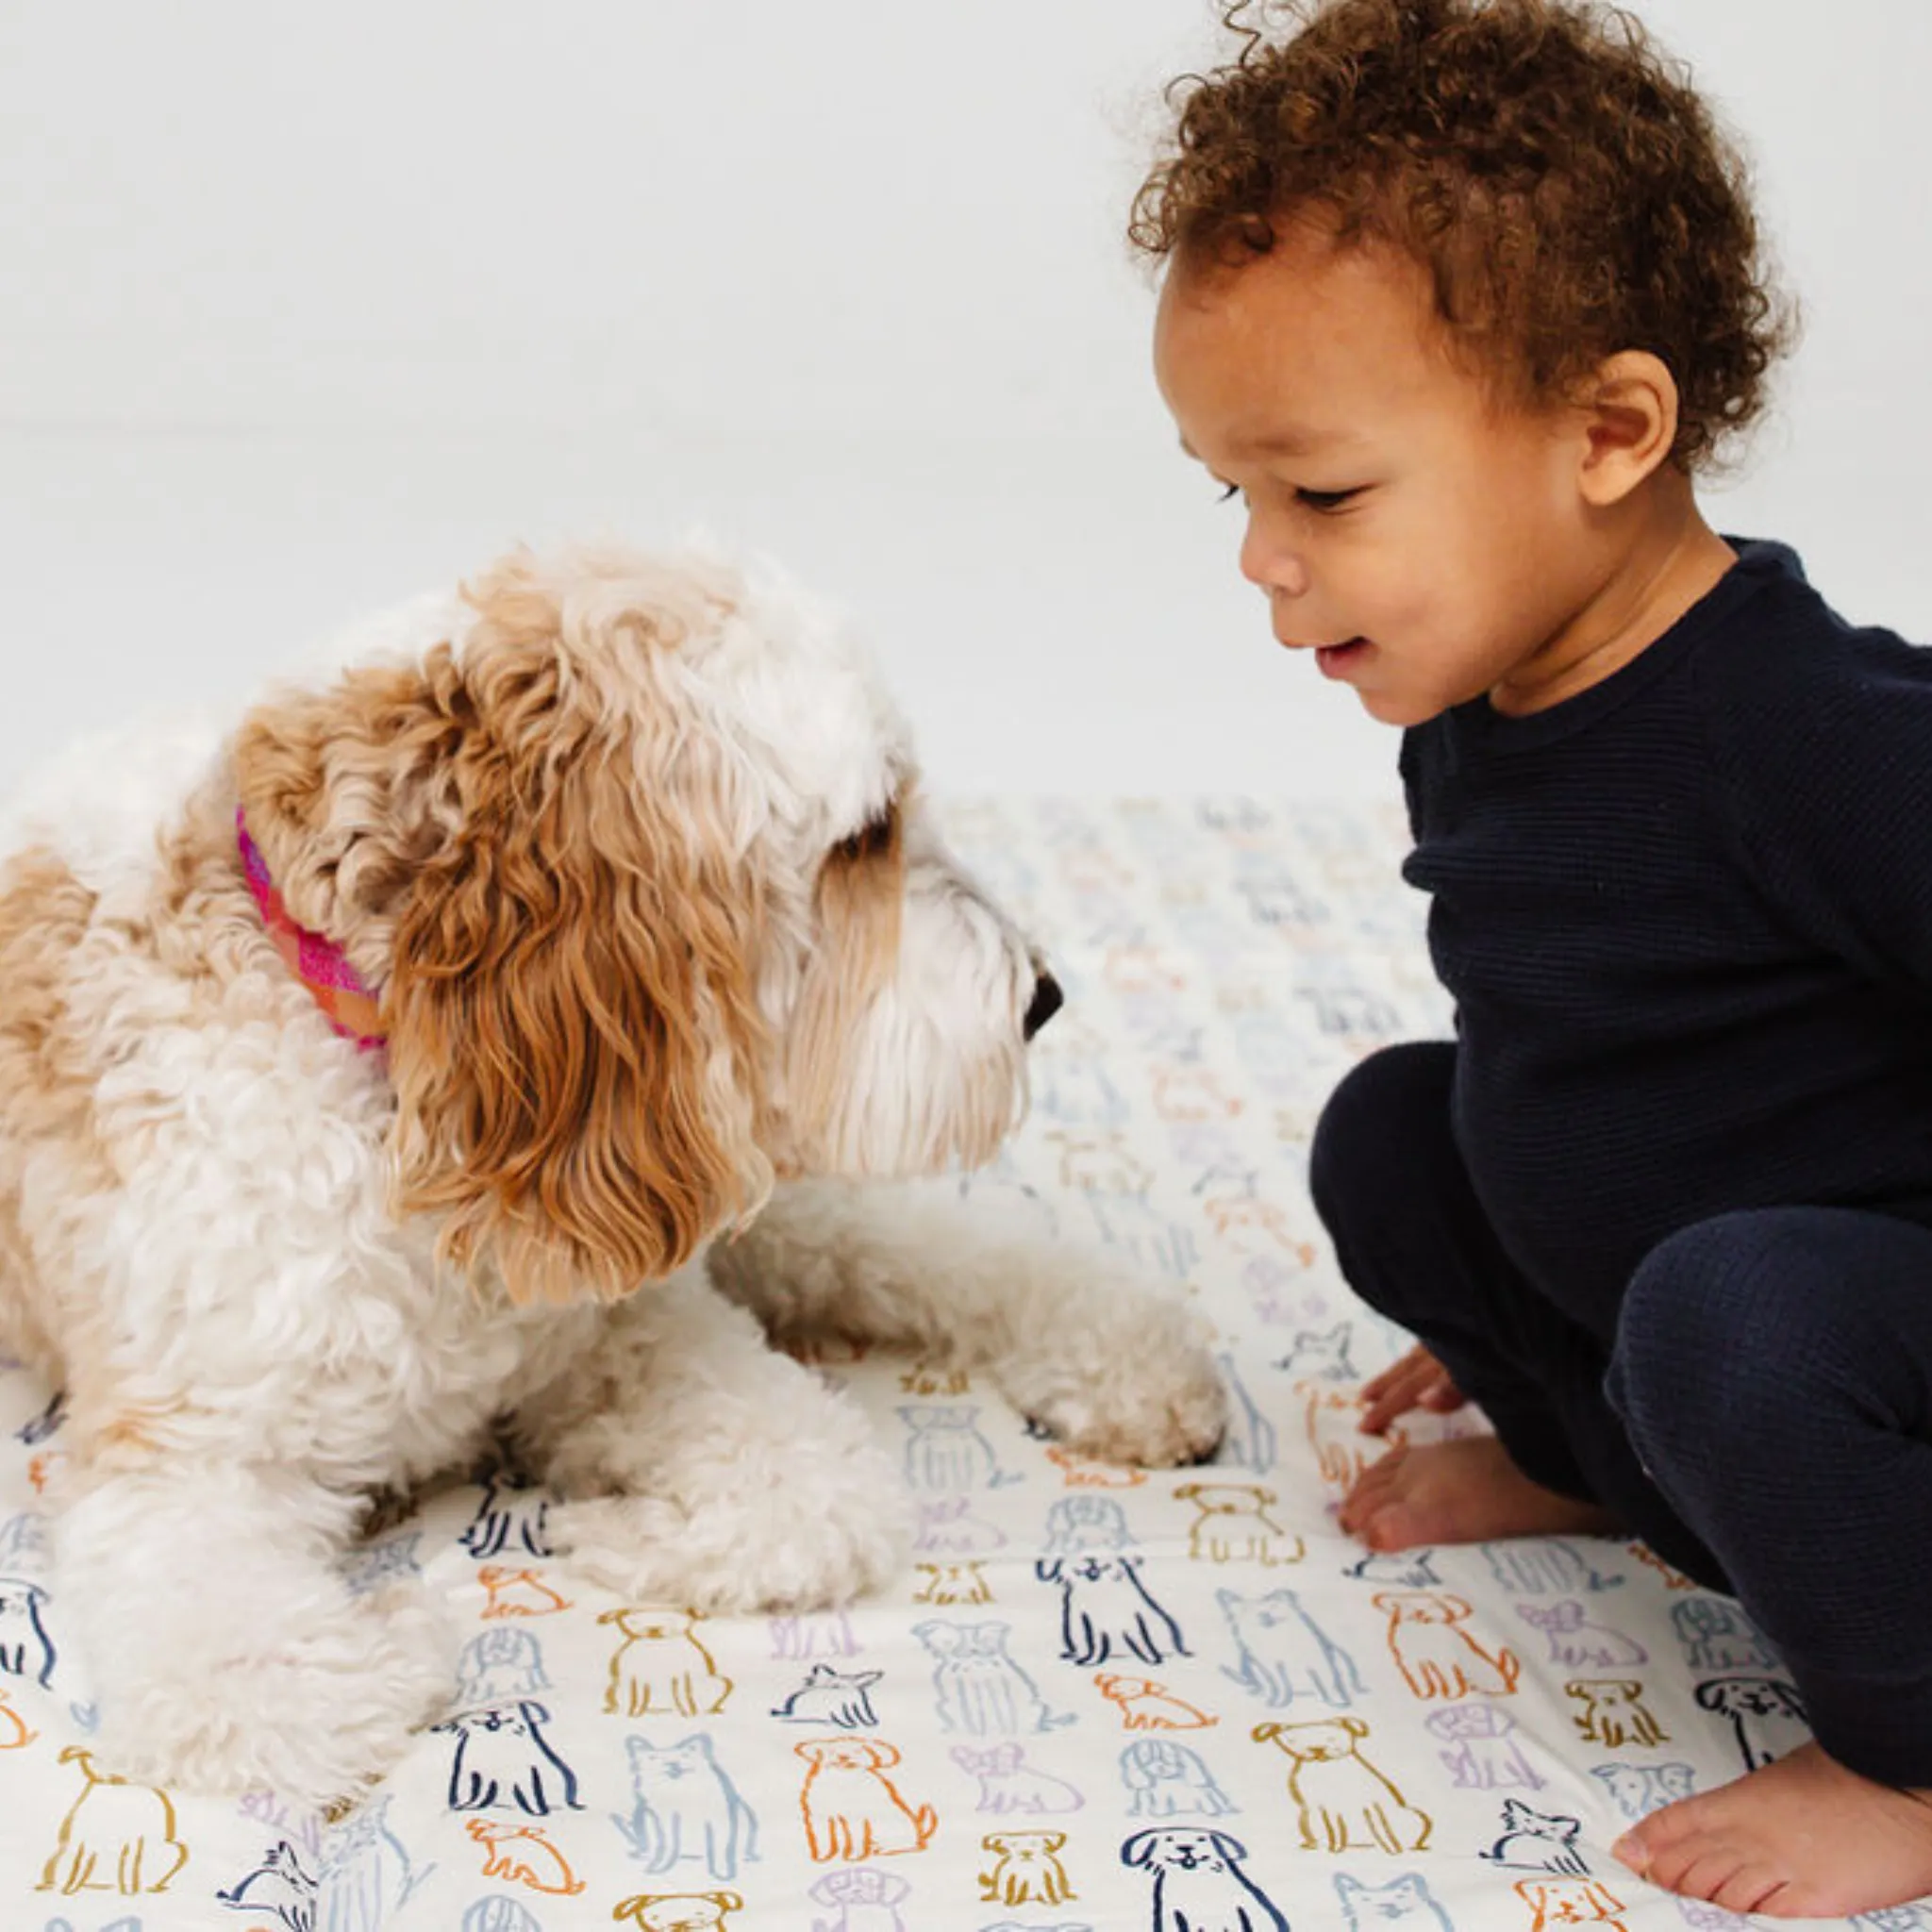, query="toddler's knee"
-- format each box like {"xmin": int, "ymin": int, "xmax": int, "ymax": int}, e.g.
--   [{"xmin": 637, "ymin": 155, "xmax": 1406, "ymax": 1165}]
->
[
  {"xmin": 1308, "ymin": 1041, "xmax": 1455, "ymax": 1231},
  {"xmin": 1608, "ymin": 1208, "xmax": 1839, "ymax": 1446}
]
